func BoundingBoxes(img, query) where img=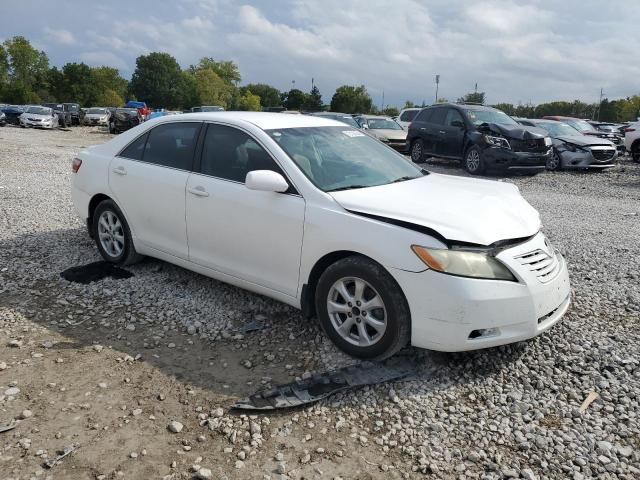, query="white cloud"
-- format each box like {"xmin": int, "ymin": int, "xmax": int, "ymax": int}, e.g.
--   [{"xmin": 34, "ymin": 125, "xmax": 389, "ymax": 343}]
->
[{"xmin": 44, "ymin": 28, "xmax": 76, "ymax": 46}]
